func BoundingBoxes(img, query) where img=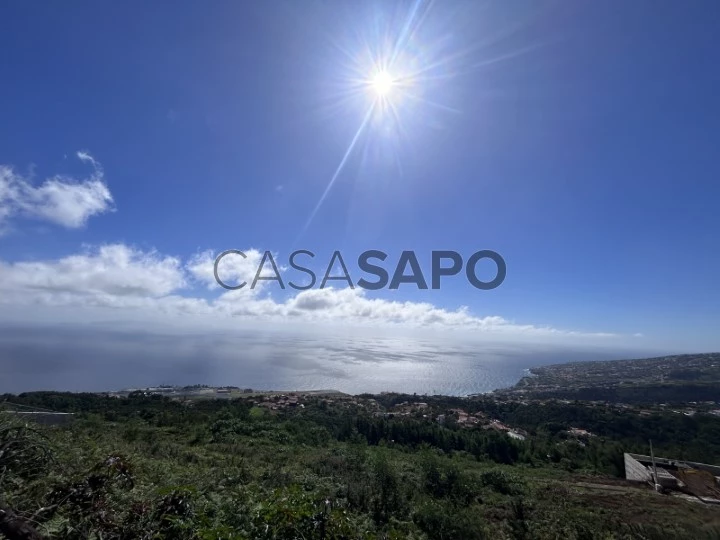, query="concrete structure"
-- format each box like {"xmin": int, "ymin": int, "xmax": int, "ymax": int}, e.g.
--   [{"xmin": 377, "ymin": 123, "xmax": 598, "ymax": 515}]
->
[
  {"xmin": 624, "ymin": 453, "xmax": 654, "ymax": 483},
  {"xmin": 653, "ymin": 467, "xmax": 678, "ymax": 489},
  {"xmin": 624, "ymin": 453, "xmax": 720, "ymax": 501}
]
